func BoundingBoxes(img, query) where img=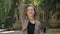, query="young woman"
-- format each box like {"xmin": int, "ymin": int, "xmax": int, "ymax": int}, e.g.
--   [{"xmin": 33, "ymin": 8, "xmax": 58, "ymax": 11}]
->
[{"xmin": 21, "ymin": 4, "xmax": 41, "ymax": 34}]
